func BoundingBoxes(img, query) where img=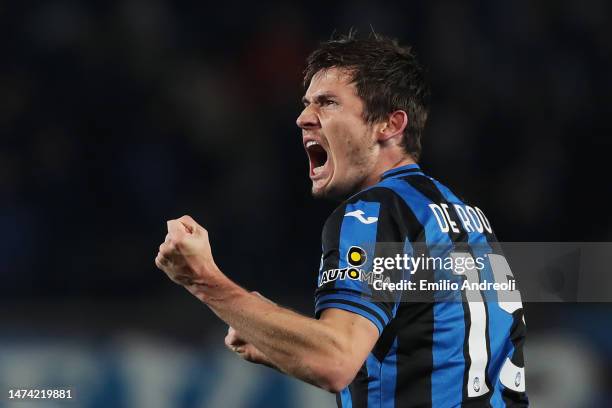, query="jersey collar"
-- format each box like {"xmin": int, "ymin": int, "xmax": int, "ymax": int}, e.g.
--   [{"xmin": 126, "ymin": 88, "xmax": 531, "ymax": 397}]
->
[{"xmin": 380, "ymin": 164, "xmax": 423, "ymax": 180}]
